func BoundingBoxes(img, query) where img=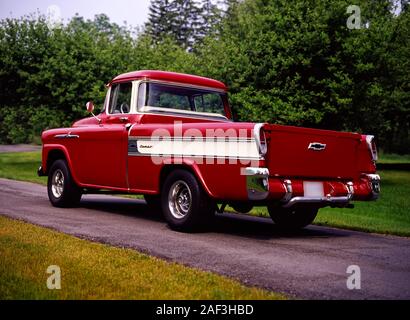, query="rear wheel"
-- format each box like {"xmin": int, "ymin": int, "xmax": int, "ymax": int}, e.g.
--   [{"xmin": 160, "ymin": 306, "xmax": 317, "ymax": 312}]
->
[
  {"xmin": 47, "ymin": 159, "xmax": 82, "ymax": 207},
  {"xmin": 161, "ymin": 169, "xmax": 215, "ymax": 232},
  {"xmin": 267, "ymin": 205, "xmax": 318, "ymax": 230}
]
